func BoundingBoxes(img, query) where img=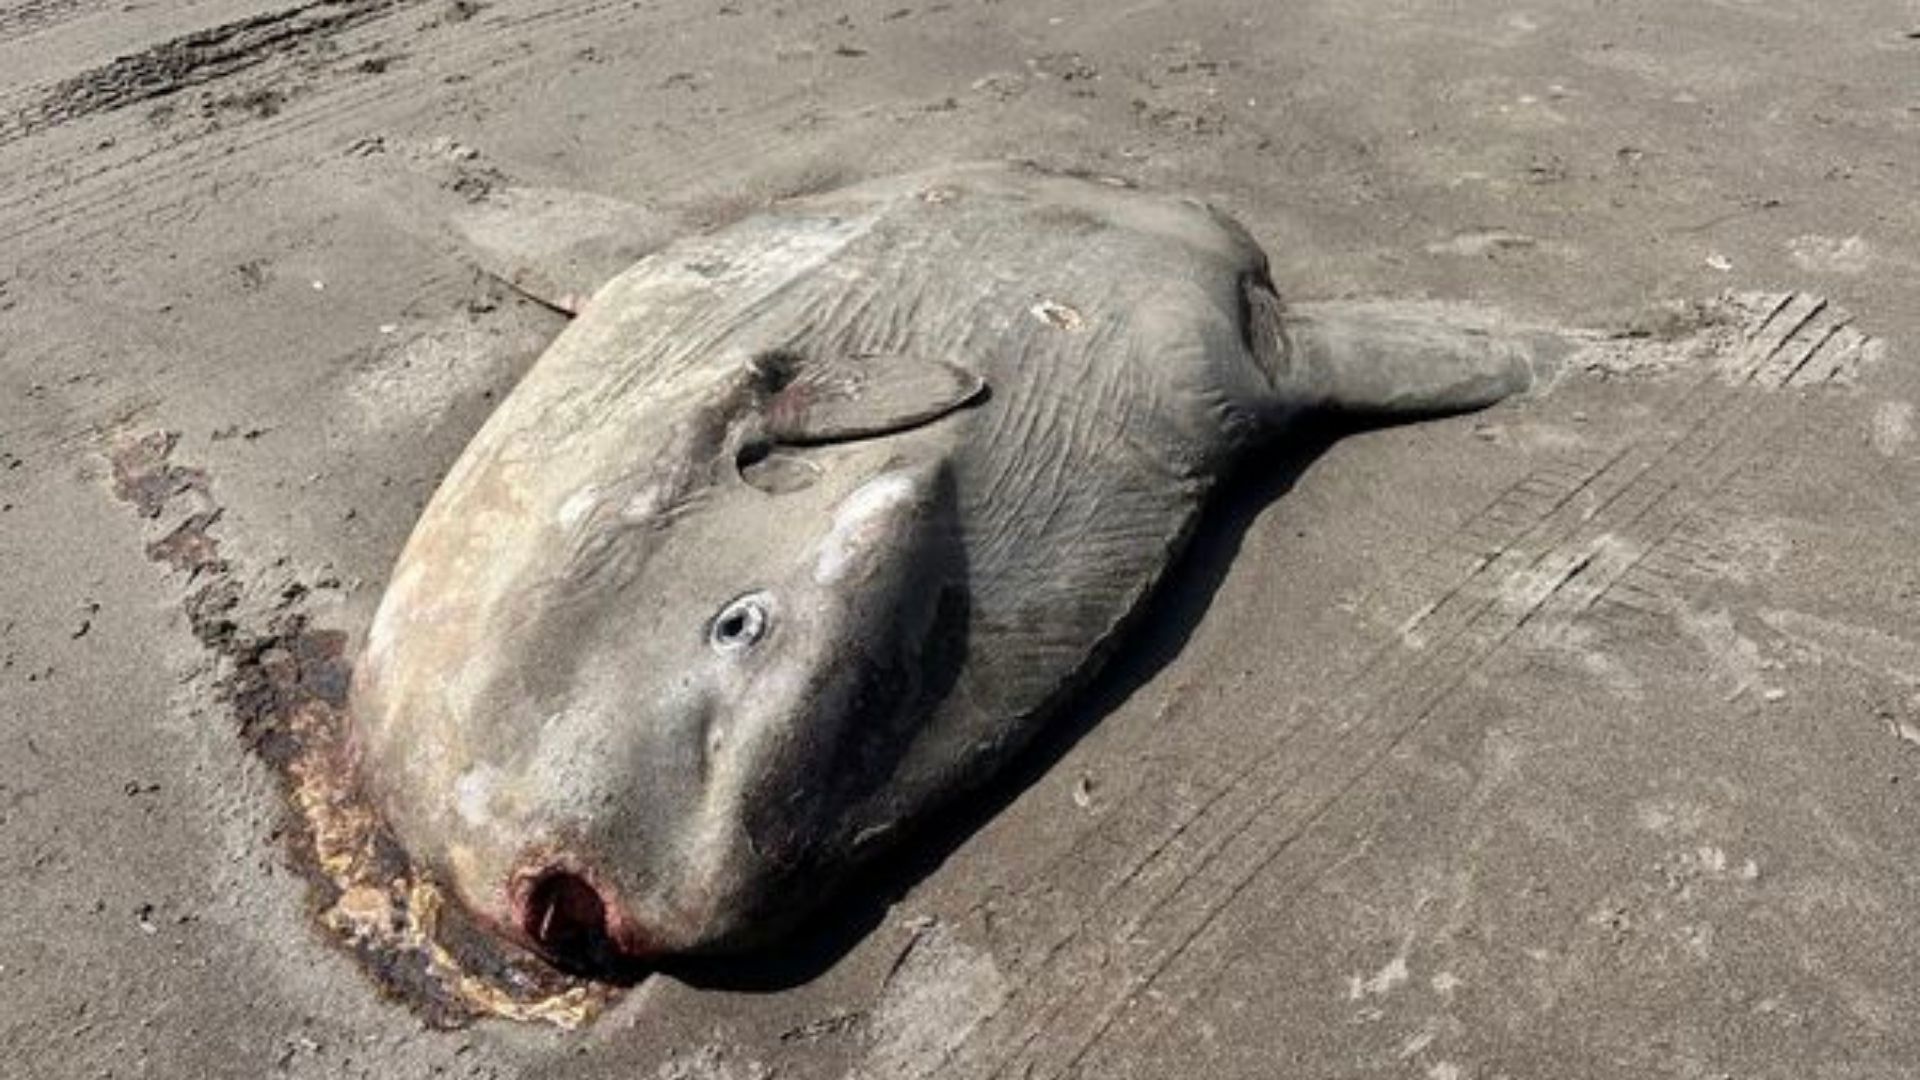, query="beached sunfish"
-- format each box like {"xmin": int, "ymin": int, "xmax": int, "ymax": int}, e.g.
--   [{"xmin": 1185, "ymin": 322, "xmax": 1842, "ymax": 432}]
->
[{"xmin": 350, "ymin": 162, "xmax": 1557, "ymax": 971}]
